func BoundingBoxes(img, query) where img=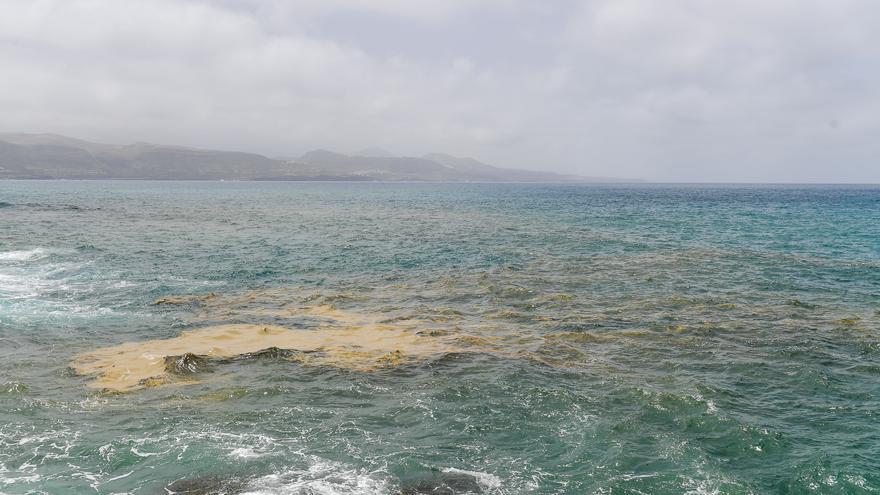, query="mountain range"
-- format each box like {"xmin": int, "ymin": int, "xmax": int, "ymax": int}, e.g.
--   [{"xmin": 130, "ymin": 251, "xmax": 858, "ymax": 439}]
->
[{"xmin": 0, "ymin": 133, "xmax": 634, "ymax": 182}]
